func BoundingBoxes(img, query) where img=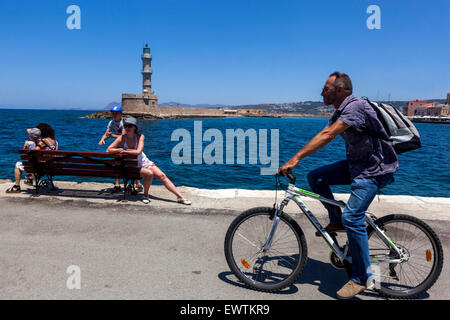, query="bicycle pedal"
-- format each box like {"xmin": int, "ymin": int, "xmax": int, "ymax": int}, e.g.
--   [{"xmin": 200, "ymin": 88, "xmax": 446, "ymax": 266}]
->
[{"xmin": 315, "ymin": 230, "xmax": 339, "ymax": 237}]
